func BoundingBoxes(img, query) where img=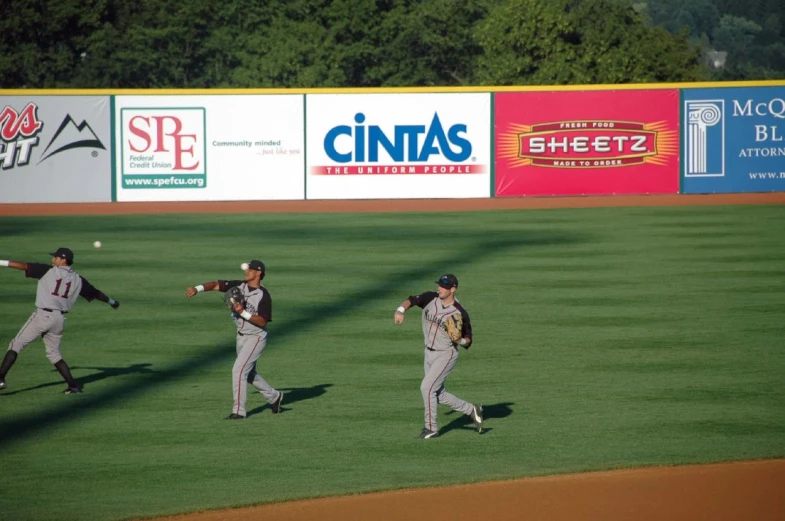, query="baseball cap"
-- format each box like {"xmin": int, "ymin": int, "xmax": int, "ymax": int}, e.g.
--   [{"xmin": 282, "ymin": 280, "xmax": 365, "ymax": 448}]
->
[
  {"xmin": 247, "ymin": 260, "xmax": 265, "ymax": 272},
  {"xmin": 49, "ymin": 247, "xmax": 74, "ymax": 262},
  {"xmin": 436, "ymin": 274, "xmax": 458, "ymax": 289}
]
